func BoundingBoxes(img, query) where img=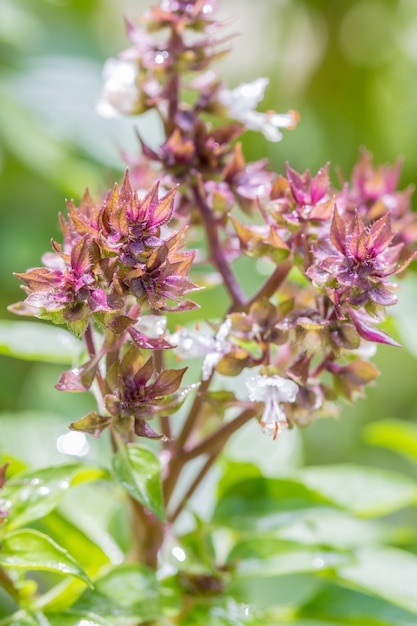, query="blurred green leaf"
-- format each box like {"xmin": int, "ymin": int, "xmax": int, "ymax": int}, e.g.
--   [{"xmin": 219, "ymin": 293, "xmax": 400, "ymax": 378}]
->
[
  {"xmin": 176, "ymin": 601, "xmax": 247, "ymax": 625},
  {"xmin": 35, "ymin": 505, "xmax": 123, "ymax": 612},
  {"xmin": 0, "ymin": 89, "xmax": 101, "ymax": 196},
  {"xmin": 0, "ymin": 612, "xmax": 112, "ymax": 626},
  {"xmin": 335, "ymin": 547, "xmax": 417, "ymax": 615},
  {"xmin": 274, "ymin": 509, "xmax": 386, "ymax": 549},
  {"xmin": 73, "ymin": 564, "xmax": 159, "ymax": 622},
  {"xmin": 111, "ymin": 444, "xmax": 165, "ymax": 522},
  {"xmin": 294, "ymin": 465, "xmax": 417, "ymax": 517},
  {"xmin": 300, "ymin": 583, "xmax": 417, "ymax": 626},
  {"xmin": 0, "ymin": 529, "xmax": 91, "ymax": 587},
  {"xmin": 2, "ymin": 464, "xmax": 110, "ymax": 530},
  {"xmin": 38, "ymin": 510, "xmax": 110, "ymax": 575},
  {"xmin": 227, "ymin": 538, "xmax": 350, "ymax": 578},
  {"xmin": 213, "ymin": 476, "xmax": 335, "ymax": 531},
  {"xmin": 0, "ymin": 321, "xmax": 82, "ymax": 364},
  {"xmin": 43, "ymin": 613, "xmax": 112, "ymax": 626},
  {"xmin": 363, "ymin": 419, "xmax": 417, "ymax": 465}
]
